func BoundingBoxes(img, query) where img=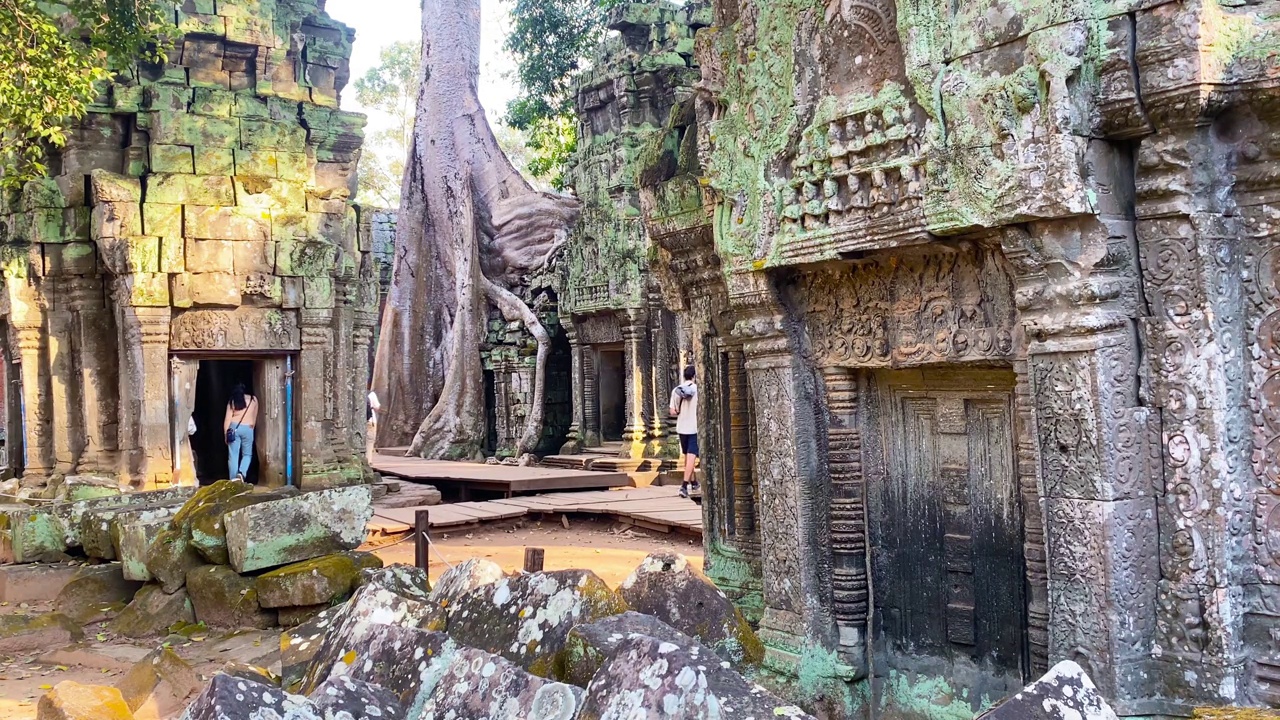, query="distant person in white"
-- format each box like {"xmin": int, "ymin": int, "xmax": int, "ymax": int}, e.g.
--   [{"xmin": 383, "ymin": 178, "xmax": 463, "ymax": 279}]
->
[
  {"xmin": 668, "ymin": 364, "xmax": 699, "ymax": 499},
  {"xmin": 367, "ymin": 390, "xmax": 381, "ymax": 461}
]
